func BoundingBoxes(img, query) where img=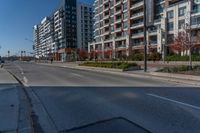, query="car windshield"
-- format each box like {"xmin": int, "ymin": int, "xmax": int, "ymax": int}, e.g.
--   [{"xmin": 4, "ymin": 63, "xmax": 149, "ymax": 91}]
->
[{"xmin": 0, "ymin": 0, "xmax": 200, "ymax": 133}]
